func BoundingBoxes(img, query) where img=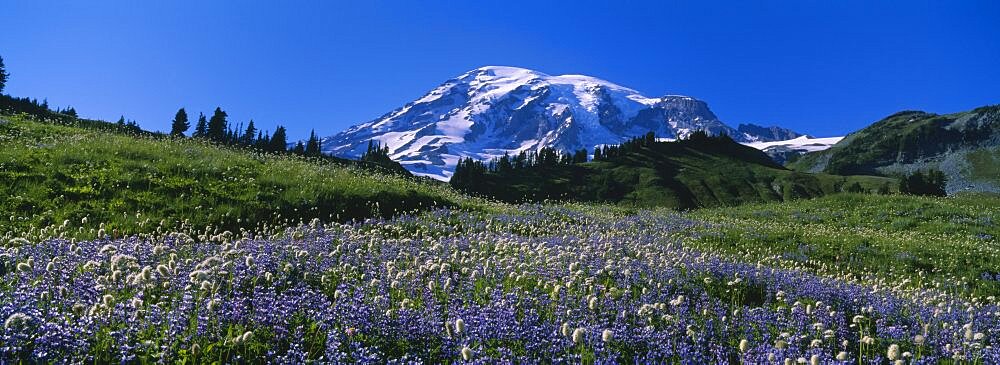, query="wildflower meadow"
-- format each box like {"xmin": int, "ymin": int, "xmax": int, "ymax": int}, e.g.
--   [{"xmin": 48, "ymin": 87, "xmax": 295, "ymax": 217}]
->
[{"xmin": 3, "ymin": 200, "xmax": 998, "ymax": 363}]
